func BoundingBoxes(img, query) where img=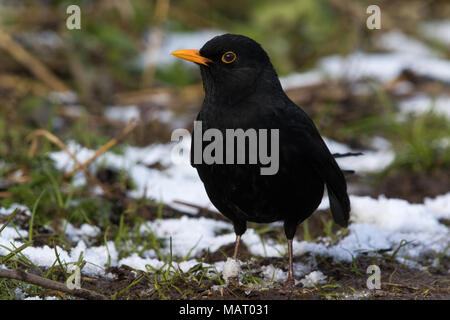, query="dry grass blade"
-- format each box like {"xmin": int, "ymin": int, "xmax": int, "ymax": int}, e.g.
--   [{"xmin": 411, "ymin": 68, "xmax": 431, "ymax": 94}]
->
[
  {"xmin": 0, "ymin": 28, "xmax": 68, "ymax": 92},
  {"xmin": 27, "ymin": 129, "xmax": 78, "ymax": 160},
  {"xmin": 0, "ymin": 74, "xmax": 48, "ymax": 96},
  {"xmin": 26, "ymin": 129, "xmax": 115, "ymax": 198}
]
